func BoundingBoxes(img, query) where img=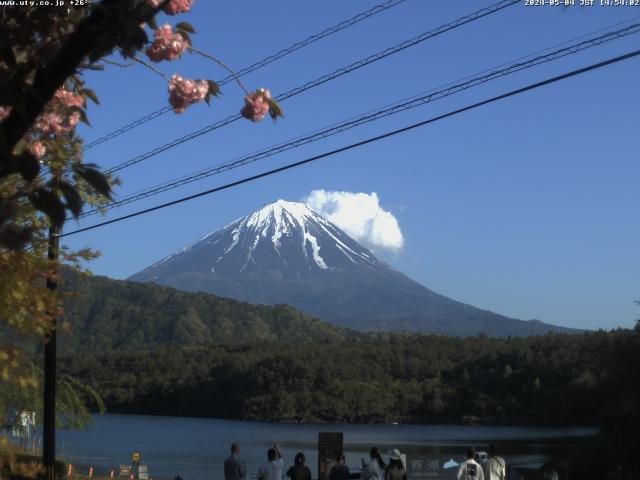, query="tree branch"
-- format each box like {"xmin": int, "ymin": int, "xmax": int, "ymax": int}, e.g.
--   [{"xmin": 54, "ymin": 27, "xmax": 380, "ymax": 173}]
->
[
  {"xmin": 0, "ymin": 0, "xmax": 167, "ymax": 163},
  {"xmin": 190, "ymin": 47, "xmax": 248, "ymax": 94}
]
